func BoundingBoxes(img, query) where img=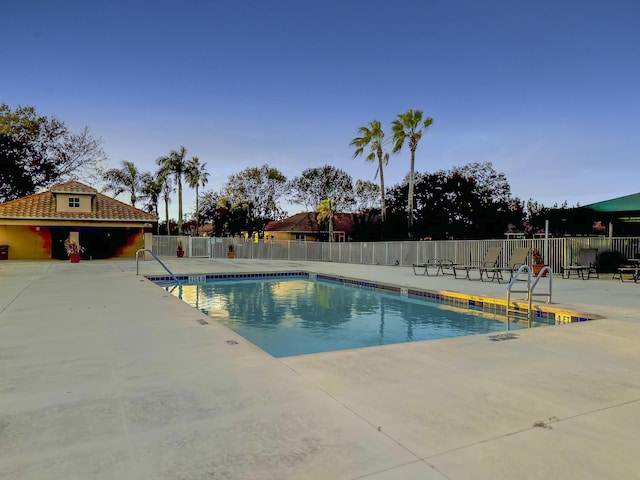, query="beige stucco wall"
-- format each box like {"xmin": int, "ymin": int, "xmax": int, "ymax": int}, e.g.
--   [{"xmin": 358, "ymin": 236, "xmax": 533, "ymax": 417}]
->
[
  {"xmin": 143, "ymin": 232, "xmax": 154, "ymax": 260},
  {"xmin": 0, "ymin": 225, "xmax": 51, "ymax": 259},
  {"xmin": 118, "ymin": 229, "xmax": 146, "ymax": 258},
  {"xmin": 265, "ymin": 231, "xmax": 319, "ymax": 242},
  {"xmin": 0, "ymin": 224, "xmax": 149, "ymax": 260},
  {"xmin": 55, "ymin": 193, "xmax": 93, "ymax": 213}
]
